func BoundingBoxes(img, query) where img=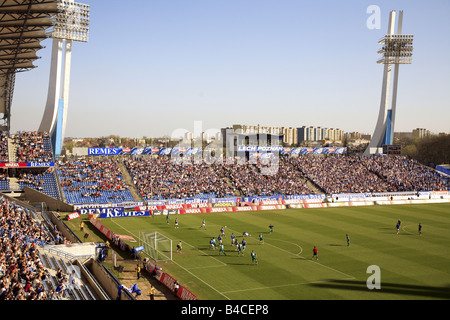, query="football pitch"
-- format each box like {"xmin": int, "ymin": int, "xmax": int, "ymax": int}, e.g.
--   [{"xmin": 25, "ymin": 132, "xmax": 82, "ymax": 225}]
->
[{"xmin": 99, "ymin": 203, "xmax": 450, "ymax": 300}]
